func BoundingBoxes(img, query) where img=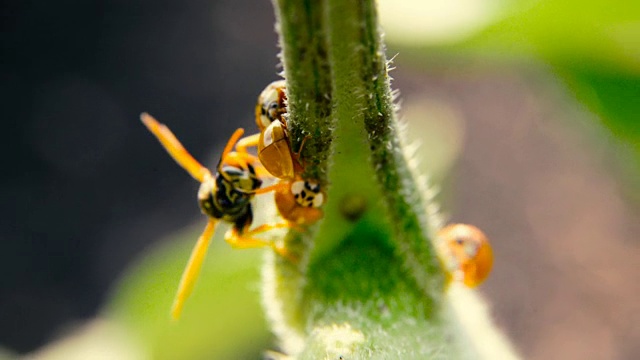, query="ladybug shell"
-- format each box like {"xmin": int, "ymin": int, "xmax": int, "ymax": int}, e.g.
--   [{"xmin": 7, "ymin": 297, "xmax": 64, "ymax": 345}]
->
[
  {"xmin": 258, "ymin": 120, "xmax": 294, "ymax": 180},
  {"xmin": 437, "ymin": 224, "xmax": 493, "ymax": 287}
]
